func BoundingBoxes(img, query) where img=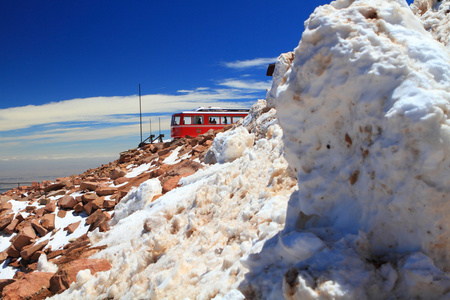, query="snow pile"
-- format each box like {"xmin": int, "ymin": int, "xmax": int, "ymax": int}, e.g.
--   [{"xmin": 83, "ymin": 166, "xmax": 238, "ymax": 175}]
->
[
  {"xmin": 207, "ymin": 126, "xmax": 255, "ymax": 164},
  {"xmin": 412, "ymin": 0, "xmax": 450, "ymax": 46},
  {"xmin": 243, "ymin": 0, "xmax": 450, "ymax": 298},
  {"xmin": 52, "ymin": 101, "xmax": 297, "ymax": 299}
]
